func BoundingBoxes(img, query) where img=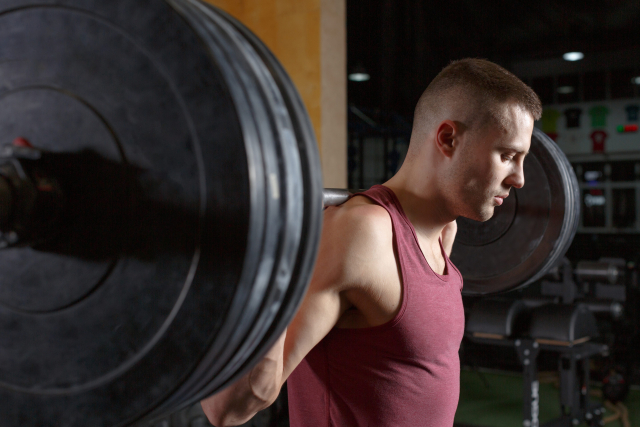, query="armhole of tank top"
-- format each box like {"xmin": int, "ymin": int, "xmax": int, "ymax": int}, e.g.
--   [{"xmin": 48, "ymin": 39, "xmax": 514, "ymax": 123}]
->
[
  {"xmin": 369, "ymin": 187, "xmax": 461, "ymax": 288},
  {"xmin": 438, "ymin": 236, "xmax": 464, "ymax": 290},
  {"xmin": 339, "ymin": 191, "xmax": 410, "ymax": 332},
  {"xmin": 389, "ymin": 192, "xmax": 451, "ymax": 282}
]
